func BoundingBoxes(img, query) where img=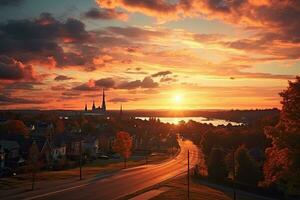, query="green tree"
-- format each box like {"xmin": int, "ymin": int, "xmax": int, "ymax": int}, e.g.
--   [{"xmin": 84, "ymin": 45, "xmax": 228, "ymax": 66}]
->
[
  {"xmin": 207, "ymin": 147, "xmax": 228, "ymax": 181},
  {"xmin": 235, "ymin": 145, "xmax": 261, "ymax": 185},
  {"xmin": 263, "ymin": 76, "xmax": 300, "ymax": 195}
]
